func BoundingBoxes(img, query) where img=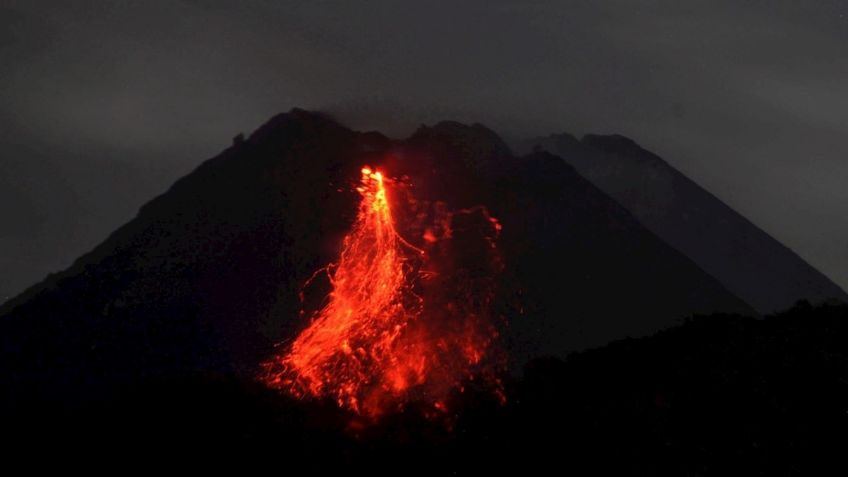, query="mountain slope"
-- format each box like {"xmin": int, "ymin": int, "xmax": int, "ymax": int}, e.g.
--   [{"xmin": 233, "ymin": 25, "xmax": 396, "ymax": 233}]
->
[
  {"xmin": 385, "ymin": 122, "xmax": 754, "ymax": 361},
  {"xmin": 524, "ymin": 133, "xmax": 847, "ymax": 313}
]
